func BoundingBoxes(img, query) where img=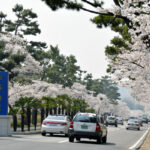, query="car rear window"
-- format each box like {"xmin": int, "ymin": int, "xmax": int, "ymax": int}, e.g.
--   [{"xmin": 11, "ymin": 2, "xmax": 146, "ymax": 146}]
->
[
  {"xmin": 74, "ymin": 114, "xmax": 97, "ymax": 123},
  {"xmin": 47, "ymin": 116, "xmax": 66, "ymax": 120},
  {"xmin": 128, "ymin": 119, "xmax": 138, "ymax": 123},
  {"xmin": 108, "ymin": 117, "xmax": 115, "ymax": 120}
]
